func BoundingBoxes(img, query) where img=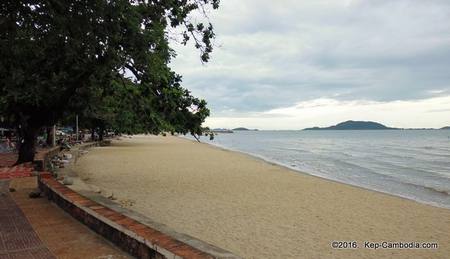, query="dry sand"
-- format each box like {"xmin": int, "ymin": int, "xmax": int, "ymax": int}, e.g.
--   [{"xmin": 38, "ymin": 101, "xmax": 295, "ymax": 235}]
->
[{"xmin": 72, "ymin": 135, "xmax": 450, "ymax": 258}]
